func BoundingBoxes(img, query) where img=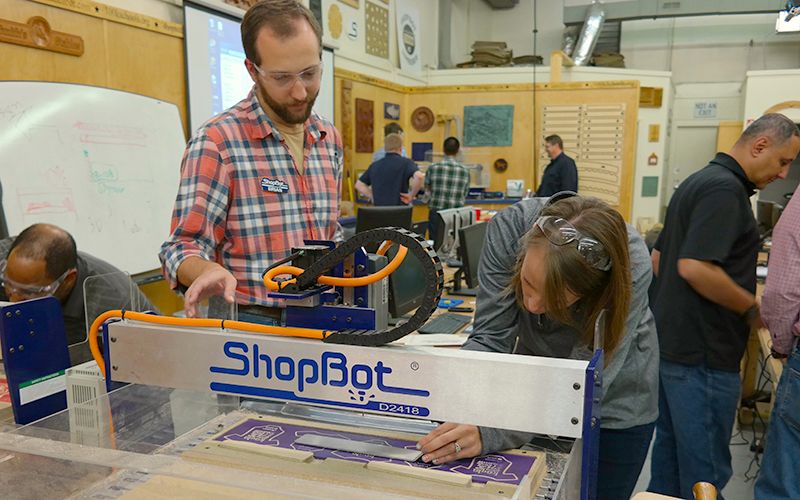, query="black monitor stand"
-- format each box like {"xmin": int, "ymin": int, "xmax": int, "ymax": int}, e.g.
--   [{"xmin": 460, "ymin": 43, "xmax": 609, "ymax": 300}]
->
[{"xmin": 449, "ymin": 267, "xmax": 478, "ymax": 297}]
